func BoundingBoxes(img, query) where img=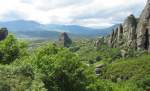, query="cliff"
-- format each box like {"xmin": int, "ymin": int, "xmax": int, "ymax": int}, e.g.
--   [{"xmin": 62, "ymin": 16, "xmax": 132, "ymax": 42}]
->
[{"xmin": 107, "ymin": 0, "xmax": 150, "ymax": 51}]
